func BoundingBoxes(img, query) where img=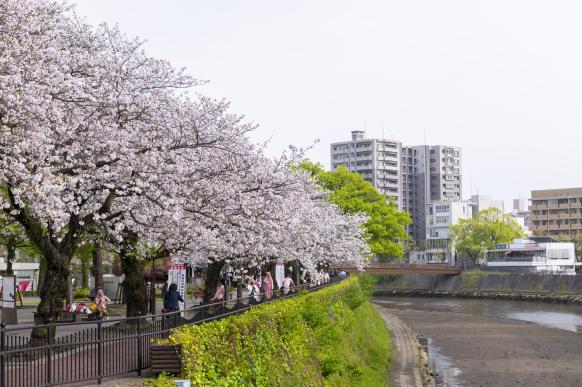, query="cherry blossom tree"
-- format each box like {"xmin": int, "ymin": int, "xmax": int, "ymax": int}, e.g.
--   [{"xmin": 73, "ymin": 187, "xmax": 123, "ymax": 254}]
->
[
  {"xmin": 1, "ymin": 0, "xmax": 370, "ymax": 328},
  {"xmin": 0, "ymin": 0, "xmax": 193, "ymax": 328}
]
